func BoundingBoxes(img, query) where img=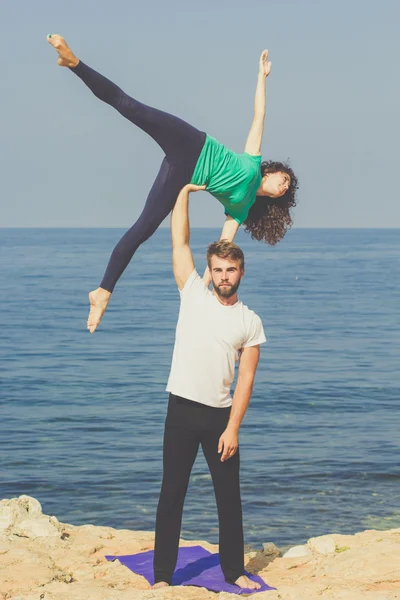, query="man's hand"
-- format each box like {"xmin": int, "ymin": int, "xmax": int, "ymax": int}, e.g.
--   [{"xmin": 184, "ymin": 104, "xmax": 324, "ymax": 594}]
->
[
  {"xmin": 218, "ymin": 426, "xmax": 239, "ymax": 462},
  {"xmin": 182, "ymin": 183, "xmax": 206, "ymax": 193},
  {"xmin": 259, "ymin": 49, "xmax": 271, "ymax": 77}
]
